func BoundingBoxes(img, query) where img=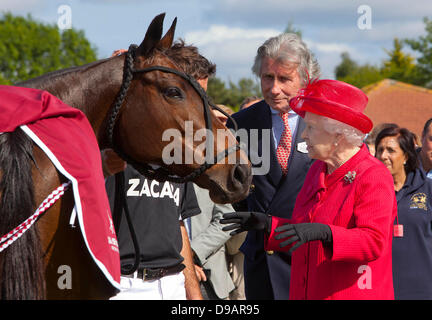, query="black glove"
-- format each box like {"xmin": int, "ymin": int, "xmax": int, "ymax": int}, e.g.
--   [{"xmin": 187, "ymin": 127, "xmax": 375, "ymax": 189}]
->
[
  {"xmin": 274, "ymin": 223, "xmax": 332, "ymax": 253},
  {"xmin": 220, "ymin": 211, "xmax": 271, "ymax": 235}
]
